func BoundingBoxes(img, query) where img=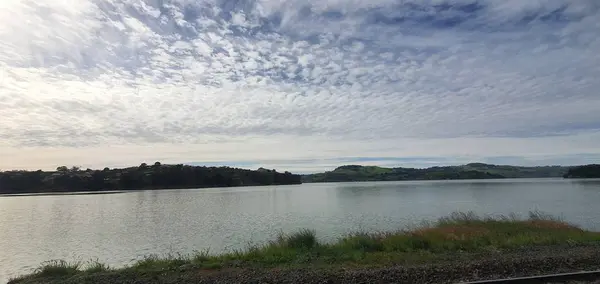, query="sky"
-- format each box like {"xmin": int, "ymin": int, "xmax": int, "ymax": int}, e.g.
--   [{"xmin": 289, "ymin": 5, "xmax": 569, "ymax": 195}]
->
[{"xmin": 1, "ymin": 0, "xmax": 599, "ymax": 173}]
